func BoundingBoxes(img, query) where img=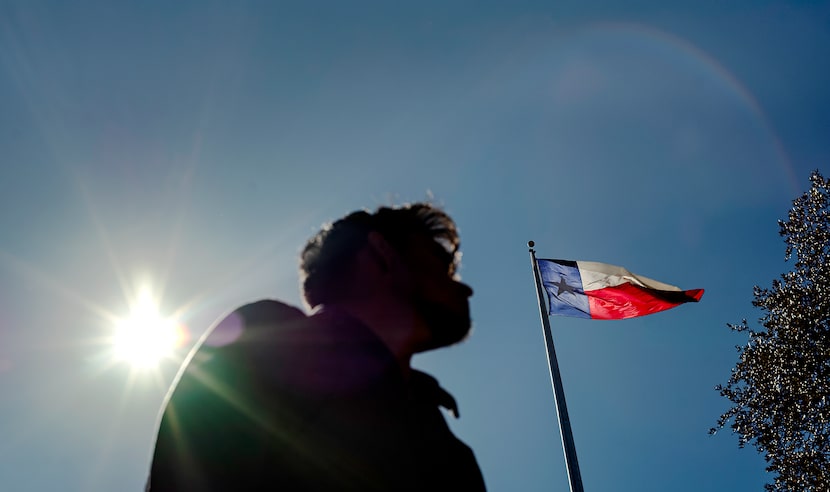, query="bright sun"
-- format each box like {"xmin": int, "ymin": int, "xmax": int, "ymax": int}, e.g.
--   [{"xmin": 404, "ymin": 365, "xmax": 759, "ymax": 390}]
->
[{"xmin": 112, "ymin": 288, "xmax": 184, "ymax": 369}]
